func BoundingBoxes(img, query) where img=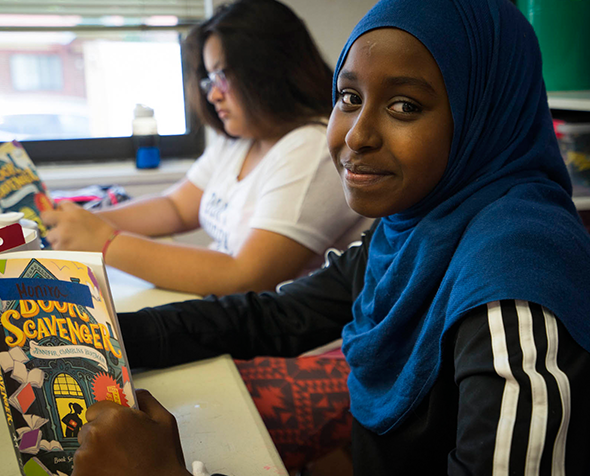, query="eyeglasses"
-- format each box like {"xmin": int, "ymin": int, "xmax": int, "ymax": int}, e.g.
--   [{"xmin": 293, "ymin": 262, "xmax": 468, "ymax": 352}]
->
[{"xmin": 199, "ymin": 69, "xmax": 229, "ymax": 95}]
